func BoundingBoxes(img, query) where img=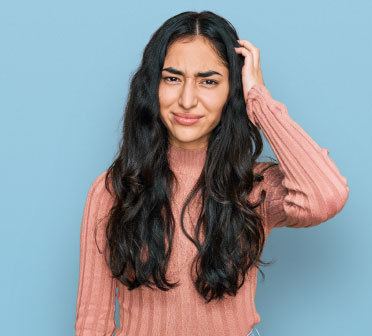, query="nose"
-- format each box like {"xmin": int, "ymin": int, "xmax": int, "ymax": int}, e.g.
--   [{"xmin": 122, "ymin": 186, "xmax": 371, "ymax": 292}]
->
[{"xmin": 178, "ymin": 77, "xmax": 198, "ymax": 109}]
